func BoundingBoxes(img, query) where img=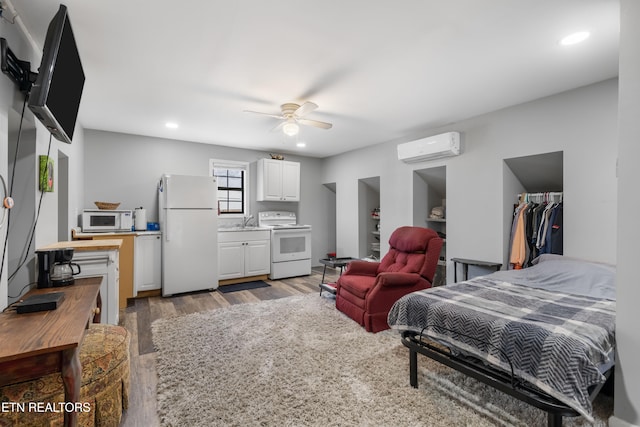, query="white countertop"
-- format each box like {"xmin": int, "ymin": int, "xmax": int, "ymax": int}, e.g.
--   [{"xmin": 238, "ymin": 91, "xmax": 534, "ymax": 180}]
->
[
  {"xmin": 218, "ymin": 226, "xmax": 270, "ymax": 232},
  {"xmin": 39, "ymin": 239, "xmax": 124, "ymax": 251},
  {"xmin": 72, "ymin": 229, "xmax": 162, "ymax": 238}
]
